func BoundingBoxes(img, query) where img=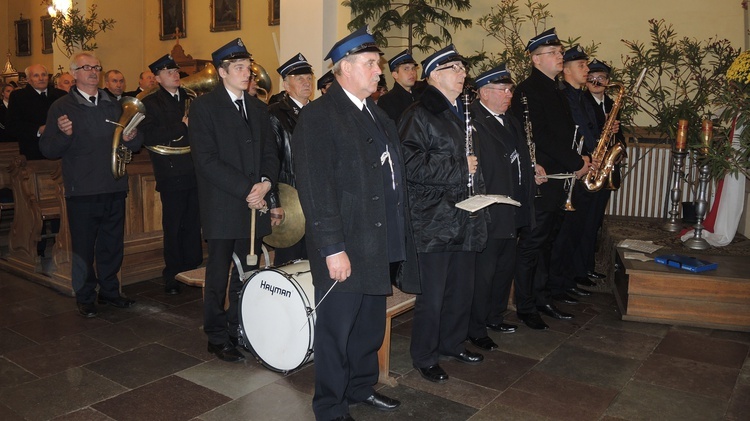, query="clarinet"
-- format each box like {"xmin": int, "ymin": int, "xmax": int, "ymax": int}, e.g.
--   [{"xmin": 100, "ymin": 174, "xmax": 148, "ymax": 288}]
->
[
  {"xmin": 521, "ymin": 94, "xmax": 542, "ymax": 197},
  {"xmin": 463, "ymin": 90, "xmax": 475, "ymax": 197}
]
